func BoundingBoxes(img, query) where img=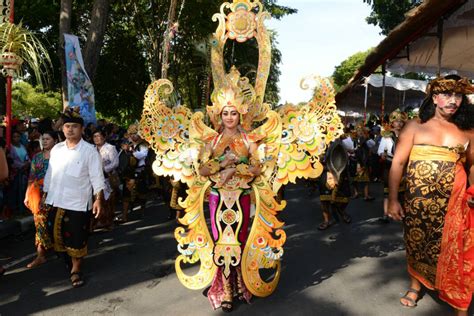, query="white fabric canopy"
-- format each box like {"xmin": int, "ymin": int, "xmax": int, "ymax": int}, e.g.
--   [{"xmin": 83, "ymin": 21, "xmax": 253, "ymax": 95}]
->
[
  {"xmin": 365, "ymin": 74, "xmax": 428, "ymax": 92},
  {"xmin": 388, "ymin": 1, "xmax": 474, "ymax": 77}
]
